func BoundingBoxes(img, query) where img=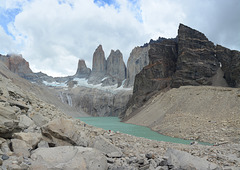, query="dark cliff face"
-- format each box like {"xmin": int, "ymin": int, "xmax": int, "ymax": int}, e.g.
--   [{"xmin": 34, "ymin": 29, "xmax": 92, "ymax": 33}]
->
[
  {"xmin": 216, "ymin": 45, "xmax": 240, "ymax": 87},
  {"xmin": 172, "ymin": 24, "xmax": 219, "ymax": 87},
  {"xmin": 122, "ymin": 23, "xmax": 240, "ymax": 120}
]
